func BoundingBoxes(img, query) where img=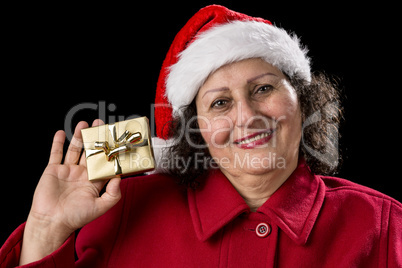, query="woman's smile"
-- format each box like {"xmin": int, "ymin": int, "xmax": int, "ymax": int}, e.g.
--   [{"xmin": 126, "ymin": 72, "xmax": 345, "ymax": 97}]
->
[{"xmin": 233, "ymin": 128, "xmax": 276, "ymax": 149}]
